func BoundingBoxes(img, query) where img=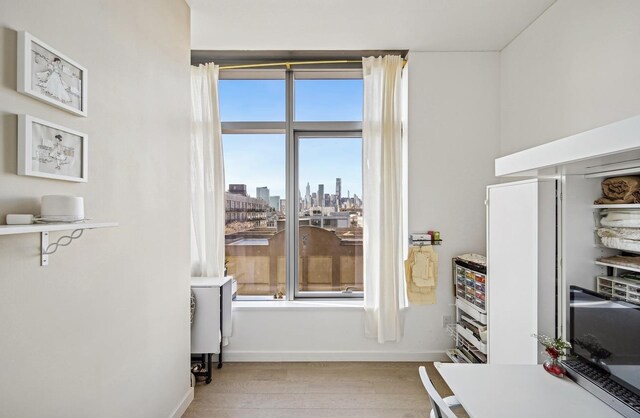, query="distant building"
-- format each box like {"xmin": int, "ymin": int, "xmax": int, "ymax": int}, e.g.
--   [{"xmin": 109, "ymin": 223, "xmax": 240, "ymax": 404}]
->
[
  {"xmin": 229, "ymin": 184, "xmax": 247, "ymax": 197},
  {"xmin": 256, "ymin": 186, "xmax": 270, "ymax": 203},
  {"xmin": 269, "ymin": 195, "xmax": 280, "ymax": 210},
  {"xmin": 318, "ymin": 184, "xmax": 324, "ymax": 207},
  {"xmin": 305, "ymin": 182, "xmax": 311, "ymax": 209},
  {"xmin": 225, "ymin": 191, "xmax": 270, "ymax": 224},
  {"xmin": 309, "ymin": 211, "xmax": 350, "ymax": 229},
  {"xmin": 335, "ymin": 178, "xmax": 341, "ymax": 201}
]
